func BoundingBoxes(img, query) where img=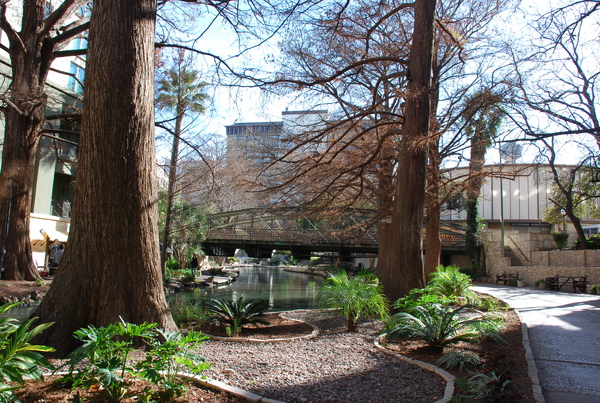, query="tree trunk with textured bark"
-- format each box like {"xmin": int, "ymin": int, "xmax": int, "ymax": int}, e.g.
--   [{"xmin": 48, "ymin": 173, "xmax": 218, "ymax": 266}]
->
[
  {"xmin": 378, "ymin": 0, "xmax": 437, "ymax": 304},
  {"xmin": 160, "ymin": 108, "xmax": 183, "ymax": 274},
  {"xmin": 34, "ymin": 0, "xmax": 176, "ymax": 356},
  {"xmin": 0, "ymin": 0, "xmax": 54, "ymax": 280}
]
